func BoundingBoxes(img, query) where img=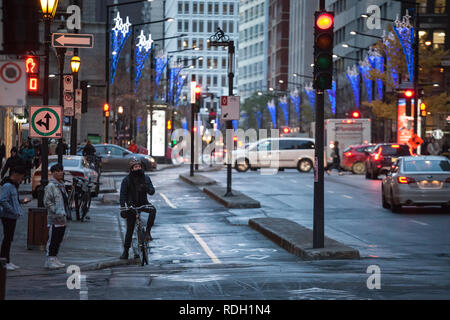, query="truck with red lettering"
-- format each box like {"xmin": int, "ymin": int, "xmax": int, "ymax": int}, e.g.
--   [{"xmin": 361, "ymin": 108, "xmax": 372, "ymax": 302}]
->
[{"xmin": 311, "ymin": 118, "xmax": 372, "ymax": 167}]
